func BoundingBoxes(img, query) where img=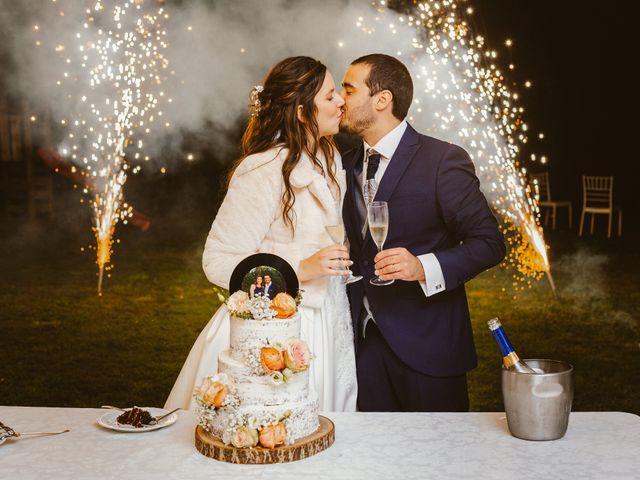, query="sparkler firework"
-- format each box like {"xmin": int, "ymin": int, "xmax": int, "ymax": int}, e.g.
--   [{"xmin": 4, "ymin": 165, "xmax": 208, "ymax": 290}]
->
[
  {"xmin": 30, "ymin": 0, "xmax": 551, "ymax": 296},
  {"xmin": 345, "ymin": 1, "xmax": 553, "ymax": 293},
  {"xmin": 35, "ymin": 0, "xmax": 171, "ymax": 293}
]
